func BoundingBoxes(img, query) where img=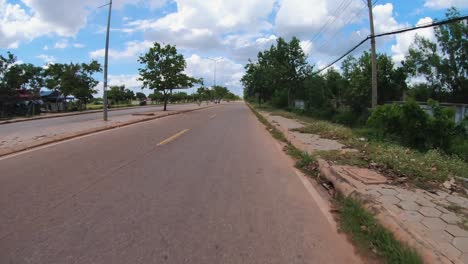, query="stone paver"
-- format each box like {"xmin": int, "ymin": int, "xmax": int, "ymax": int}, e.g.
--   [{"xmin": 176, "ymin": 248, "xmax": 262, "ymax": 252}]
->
[
  {"xmin": 418, "ymin": 206, "xmax": 442, "ymax": 218},
  {"xmin": 422, "ymin": 217, "xmax": 447, "ymax": 230},
  {"xmin": 380, "ymin": 195, "xmax": 401, "ymax": 205},
  {"xmin": 378, "ymin": 188, "xmax": 398, "ymax": 195},
  {"xmin": 446, "ymin": 196, "xmax": 468, "ymax": 207},
  {"xmin": 439, "ymin": 242, "xmax": 462, "ymax": 258},
  {"xmin": 446, "ymin": 225, "xmax": 468, "ymax": 238},
  {"xmin": 441, "ymin": 213, "xmax": 462, "ymax": 225},
  {"xmin": 400, "ymin": 211, "xmax": 424, "ymax": 223},
  {"xmin": 453, "ymin": 237, "xmax": 468, "ymax": 253},
  {"xmin": 396, "ymin": 192, "xmax": 417, "ymax": 202},
  {"xmin": 398, "ymin": 200, "xmax": 420, "ymax": 211},
  {"xmin": 415, "ymin": 198, "xmax": 437, "ymax": 208}
]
